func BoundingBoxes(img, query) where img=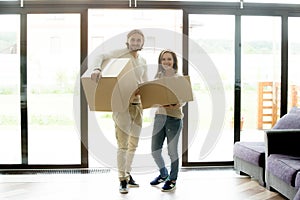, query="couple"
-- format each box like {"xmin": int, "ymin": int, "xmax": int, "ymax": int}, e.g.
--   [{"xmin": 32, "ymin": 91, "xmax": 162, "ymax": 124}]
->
[{"xmin": 90, "ymin": 29, "xmax": 184, "ymax": 194}]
